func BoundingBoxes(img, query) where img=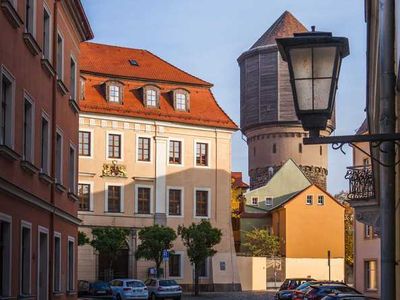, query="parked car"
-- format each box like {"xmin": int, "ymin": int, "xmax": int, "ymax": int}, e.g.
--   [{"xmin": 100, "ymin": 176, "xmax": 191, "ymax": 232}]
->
[
  {"xmin": 110, "ymin": 279, "xmax": 148, "ymax": 300},
  {"xmin": 303, "ymin": 284, "xmax": 361, "ymax": 300},
  {"xmin": 78, "ymin": 280, "xmax": 90, "ymax": 297},
  {"xmin": 292, "ymin": 281, "xmax": 348, "ymax": 300},
  {"xmin": 89, "ymin": 281, "xmax": 113, "ymax": 296},
  {"xmin": 275, "ymin": 278, "xmax": 315, "ymax": 299},
  {"xmin": 145, "ymin": 279, "xmax": 182, "ymax": 300},
  {"xmin": 321, "ymin": 294, "xmax": 369, "ymax": 300}
]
